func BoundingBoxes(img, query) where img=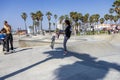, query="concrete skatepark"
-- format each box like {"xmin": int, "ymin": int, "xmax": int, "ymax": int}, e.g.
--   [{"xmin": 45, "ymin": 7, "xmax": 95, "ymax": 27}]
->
[{"xmin": 0, "ymin": 34, "xmax": 120, "ymax": 80}]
